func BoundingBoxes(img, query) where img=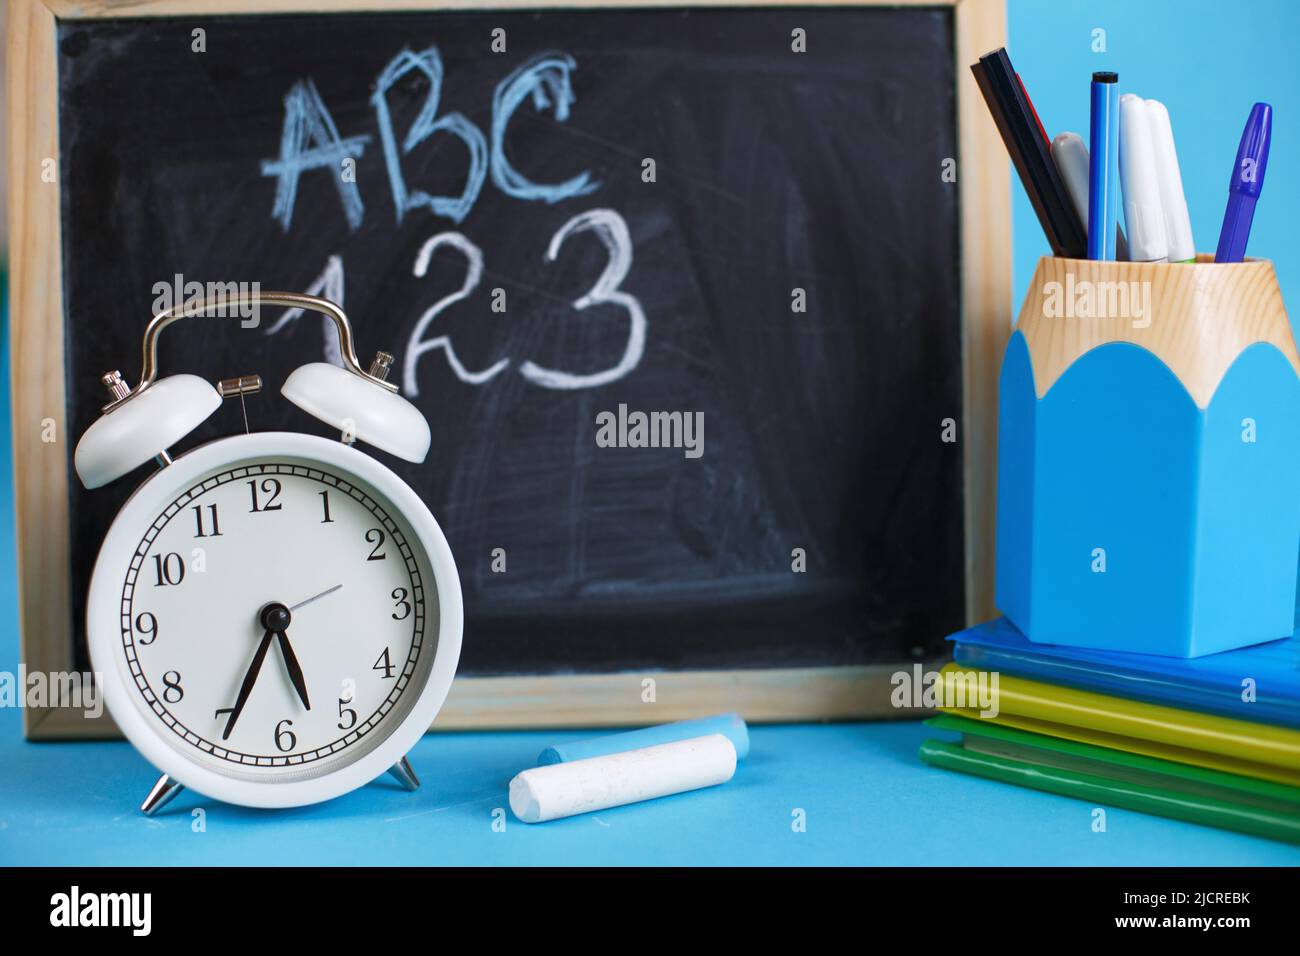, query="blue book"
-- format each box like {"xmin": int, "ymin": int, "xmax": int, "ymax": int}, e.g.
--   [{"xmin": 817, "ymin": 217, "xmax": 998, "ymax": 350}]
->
[{"xmin": 950, "ymin": 617, "xmax": 1300, "ymax": 728}]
